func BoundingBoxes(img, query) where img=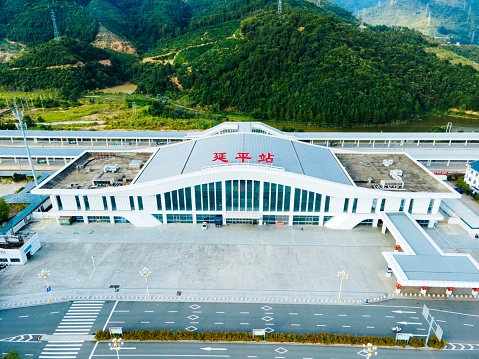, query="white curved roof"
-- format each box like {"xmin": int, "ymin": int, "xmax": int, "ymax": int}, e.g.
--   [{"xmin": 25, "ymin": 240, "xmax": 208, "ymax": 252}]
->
[{"xmin": 134, "ymin": 132, "xmax": 353, "ymax": 185}]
